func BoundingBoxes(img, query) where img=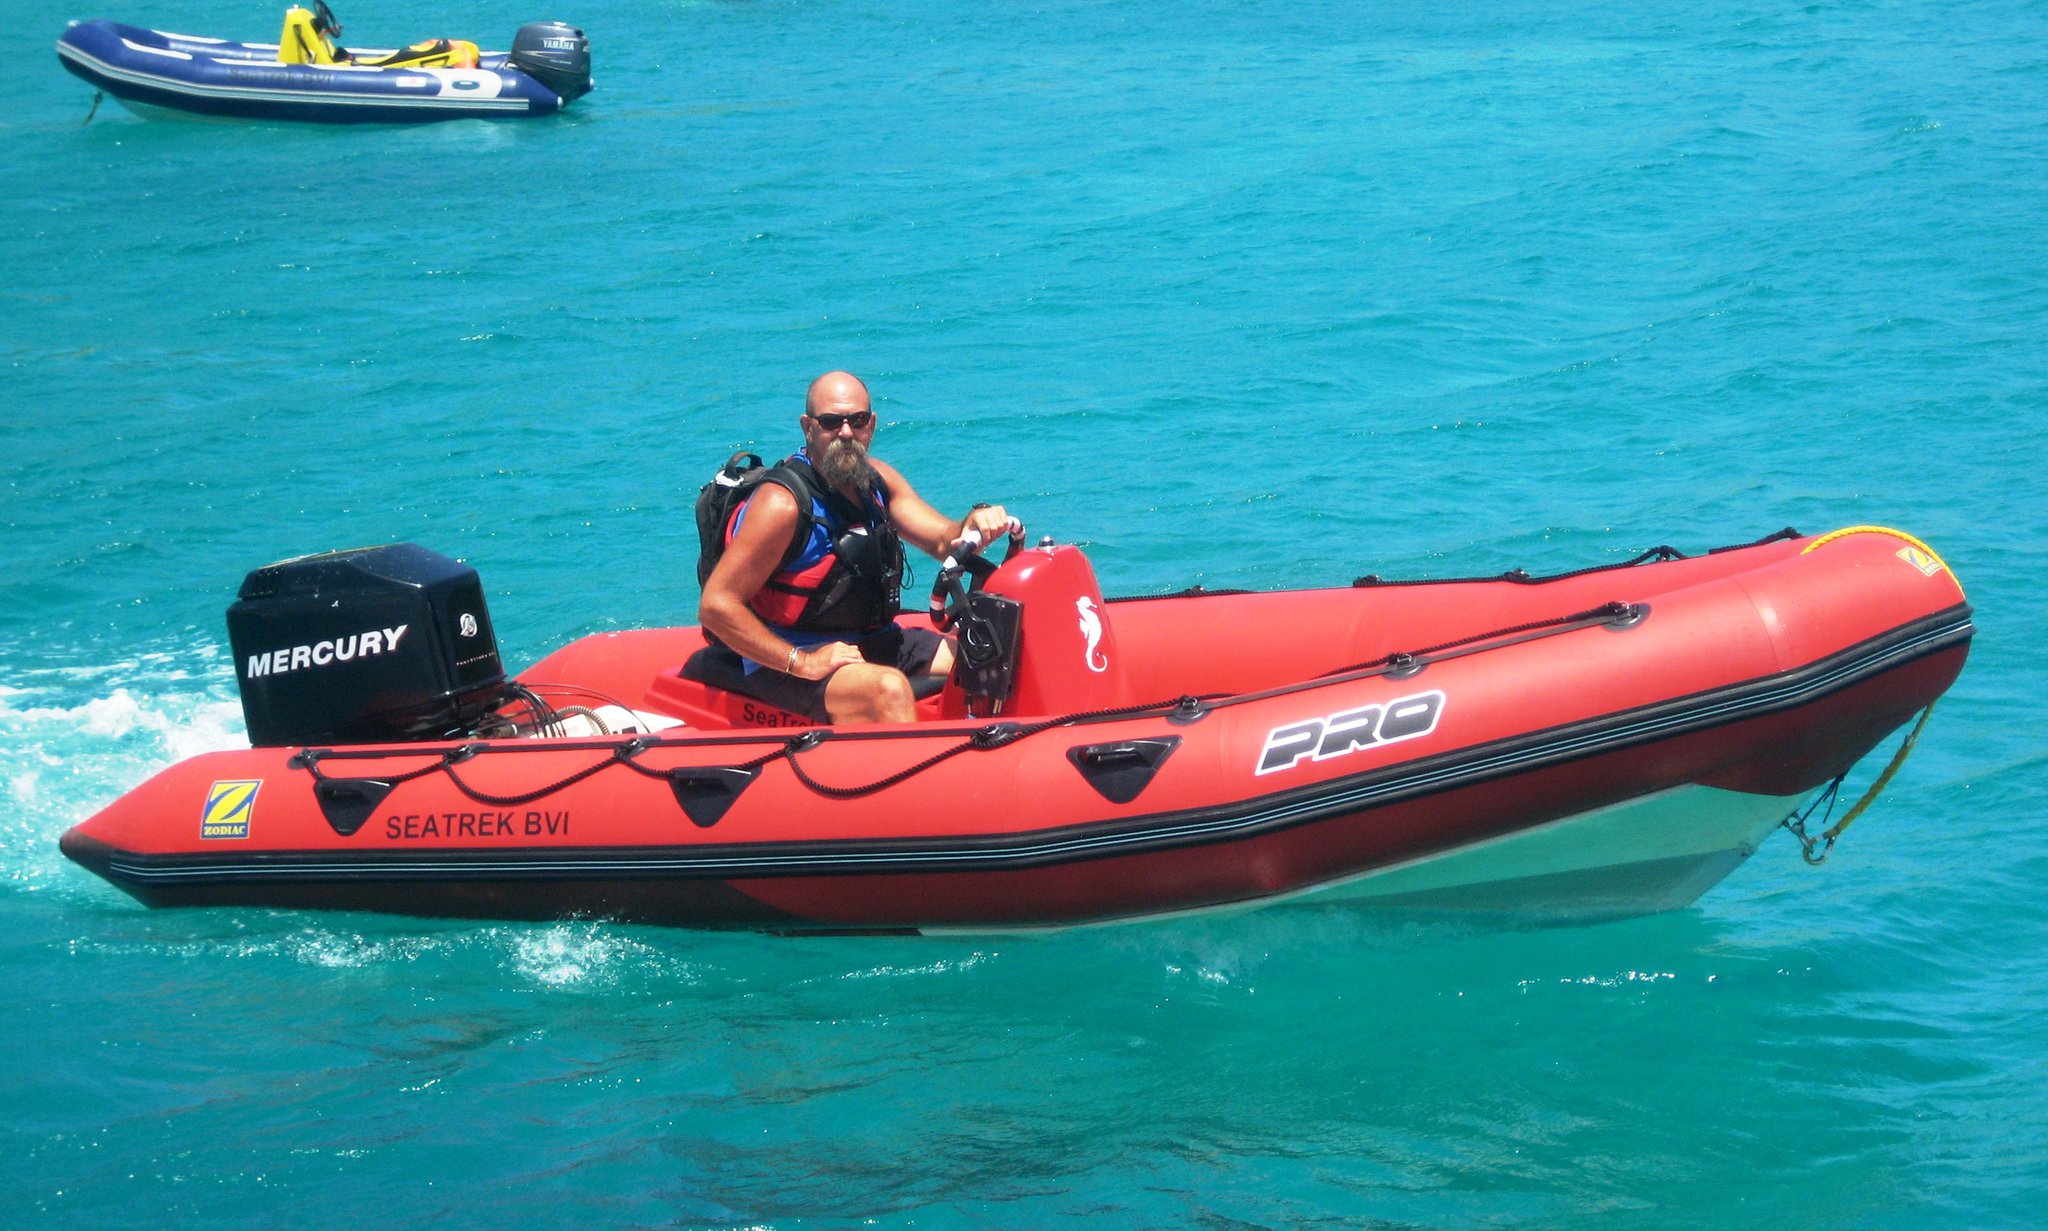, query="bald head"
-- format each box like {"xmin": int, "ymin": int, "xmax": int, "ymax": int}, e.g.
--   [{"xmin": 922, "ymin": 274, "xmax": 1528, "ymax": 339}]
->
[
  {"xmin": 801, "ymin": 371, "xmax": 880, "ymax": 495},
  {"xmin": 805, "ymin": 371, "xmax": 870, "ymax": 418}
]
